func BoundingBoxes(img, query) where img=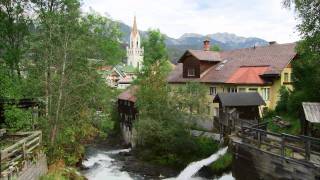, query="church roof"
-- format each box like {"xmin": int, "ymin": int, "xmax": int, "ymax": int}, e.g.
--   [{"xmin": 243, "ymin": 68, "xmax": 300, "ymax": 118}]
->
[{"xmin": 131, "ymin": 16, "xmax": 138, "ymax": 38}]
